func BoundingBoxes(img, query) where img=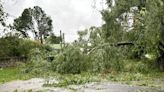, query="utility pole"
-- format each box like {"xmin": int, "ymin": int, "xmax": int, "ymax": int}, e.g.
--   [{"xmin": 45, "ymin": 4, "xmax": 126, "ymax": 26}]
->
[
  {"xmin": 62, "ymin": 33, "xmax": 65, "ymax": 47},
  {"xmin": 60, "ymin": 30, "xmax": 62, "ymax": 49}
]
